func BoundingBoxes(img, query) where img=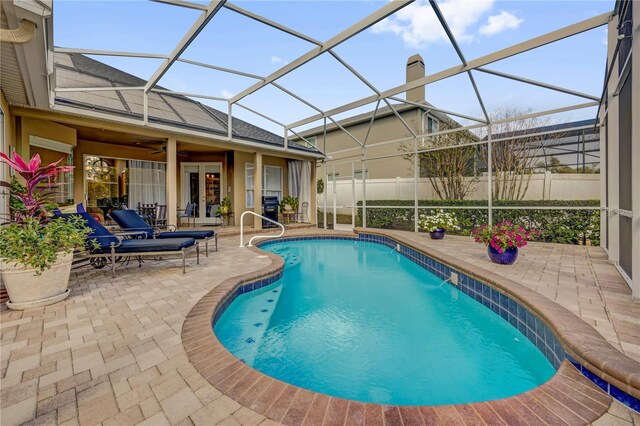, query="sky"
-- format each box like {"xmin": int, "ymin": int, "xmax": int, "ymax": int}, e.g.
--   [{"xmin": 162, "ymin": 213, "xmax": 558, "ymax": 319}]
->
[{"xmin": 53, "ymin": 0, "xmax": 614, "ymax": 135}]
